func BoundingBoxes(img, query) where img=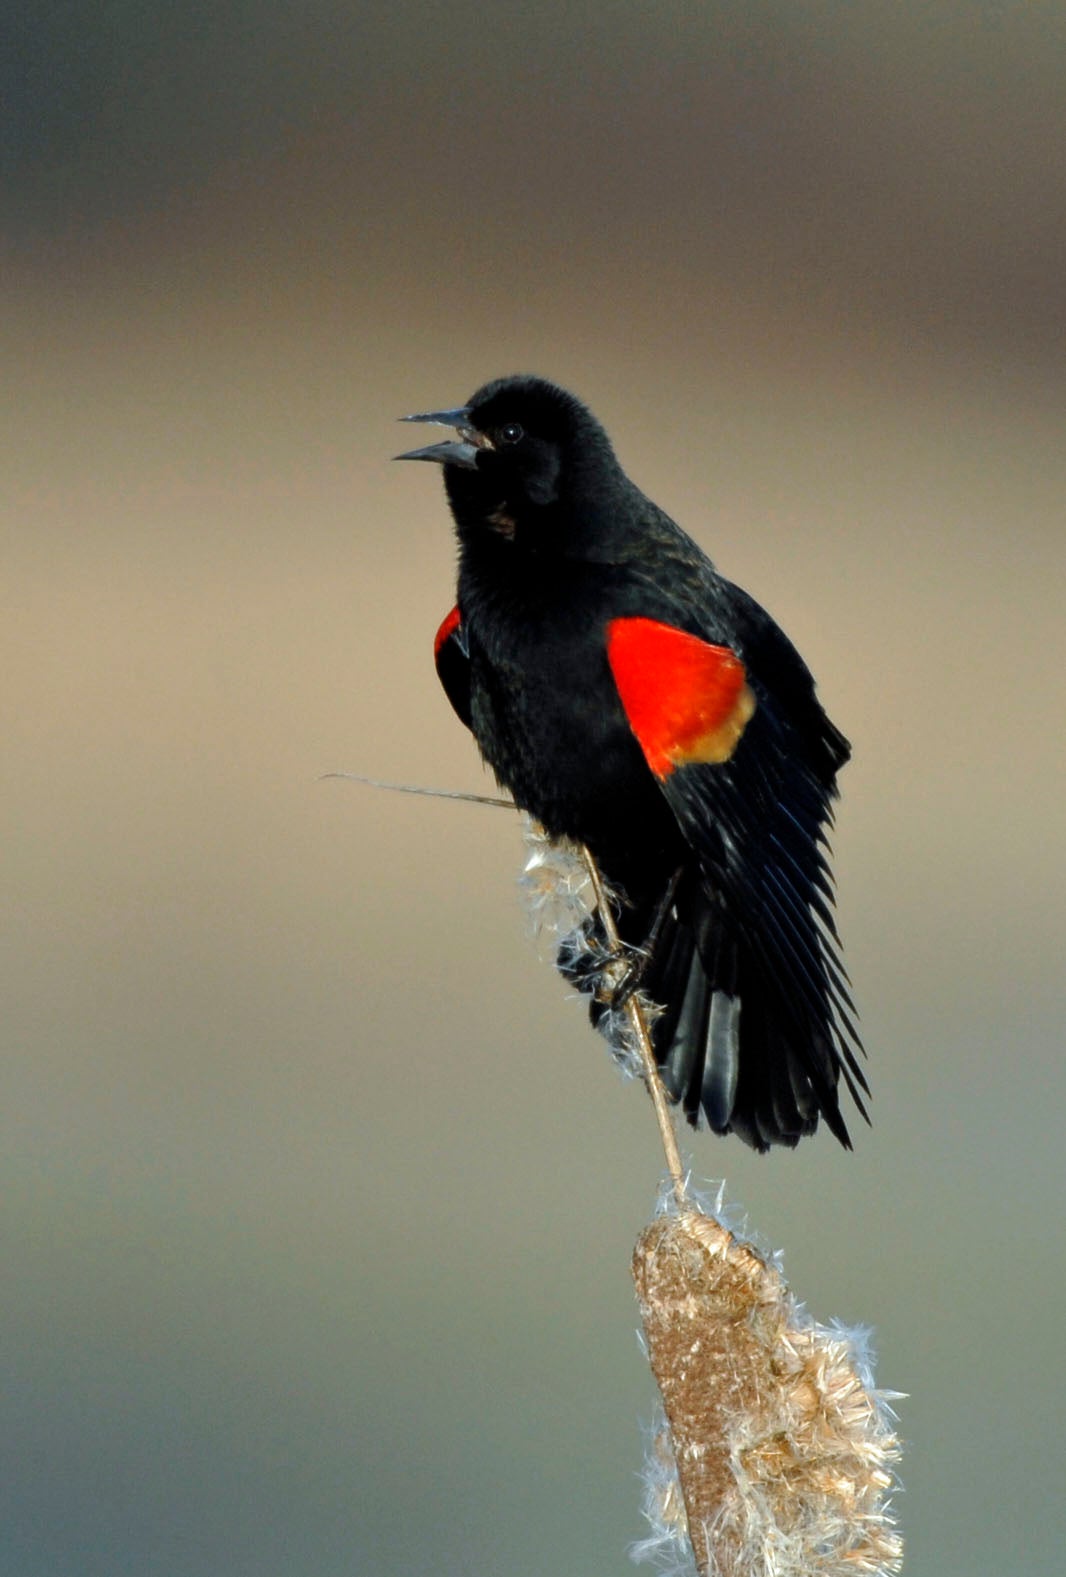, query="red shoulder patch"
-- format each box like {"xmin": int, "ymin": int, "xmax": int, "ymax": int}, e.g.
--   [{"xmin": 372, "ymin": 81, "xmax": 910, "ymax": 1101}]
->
[
  {"xmin": 434, "ymin": 605, "xmax": 462, "ymax": 661},
  {"xmin": 607, "ymin": 617, "xmax": 756, "ymax": 779}
]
